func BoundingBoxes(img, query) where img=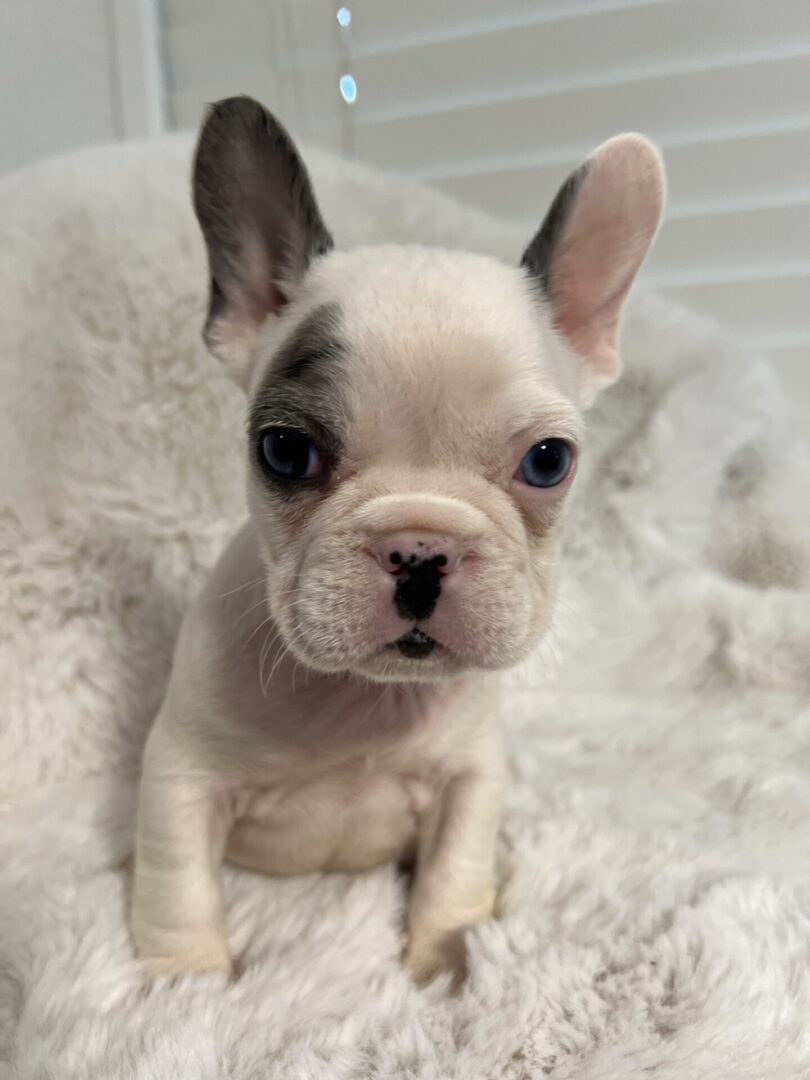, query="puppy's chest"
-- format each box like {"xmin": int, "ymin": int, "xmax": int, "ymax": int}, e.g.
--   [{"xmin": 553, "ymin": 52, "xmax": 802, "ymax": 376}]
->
[
  {"xmin": 230, "ymin": 755, "xmax": 440, "ymax": 825},
  {"xmin": 227, "ymin": 675, "xmax": 473, "ymax": 827},
  {"xmin": 225, "ymin": 758, "xmax": 440, "ymax": 873}
]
